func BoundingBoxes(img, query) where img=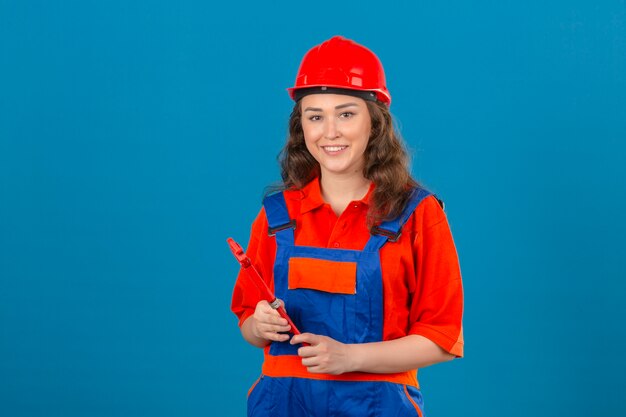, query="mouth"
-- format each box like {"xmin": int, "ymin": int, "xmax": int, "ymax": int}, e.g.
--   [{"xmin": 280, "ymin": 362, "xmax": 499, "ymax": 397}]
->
[{"xmin": 321, "ymin": 145, "xmax": 348, "ymax": 153}]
